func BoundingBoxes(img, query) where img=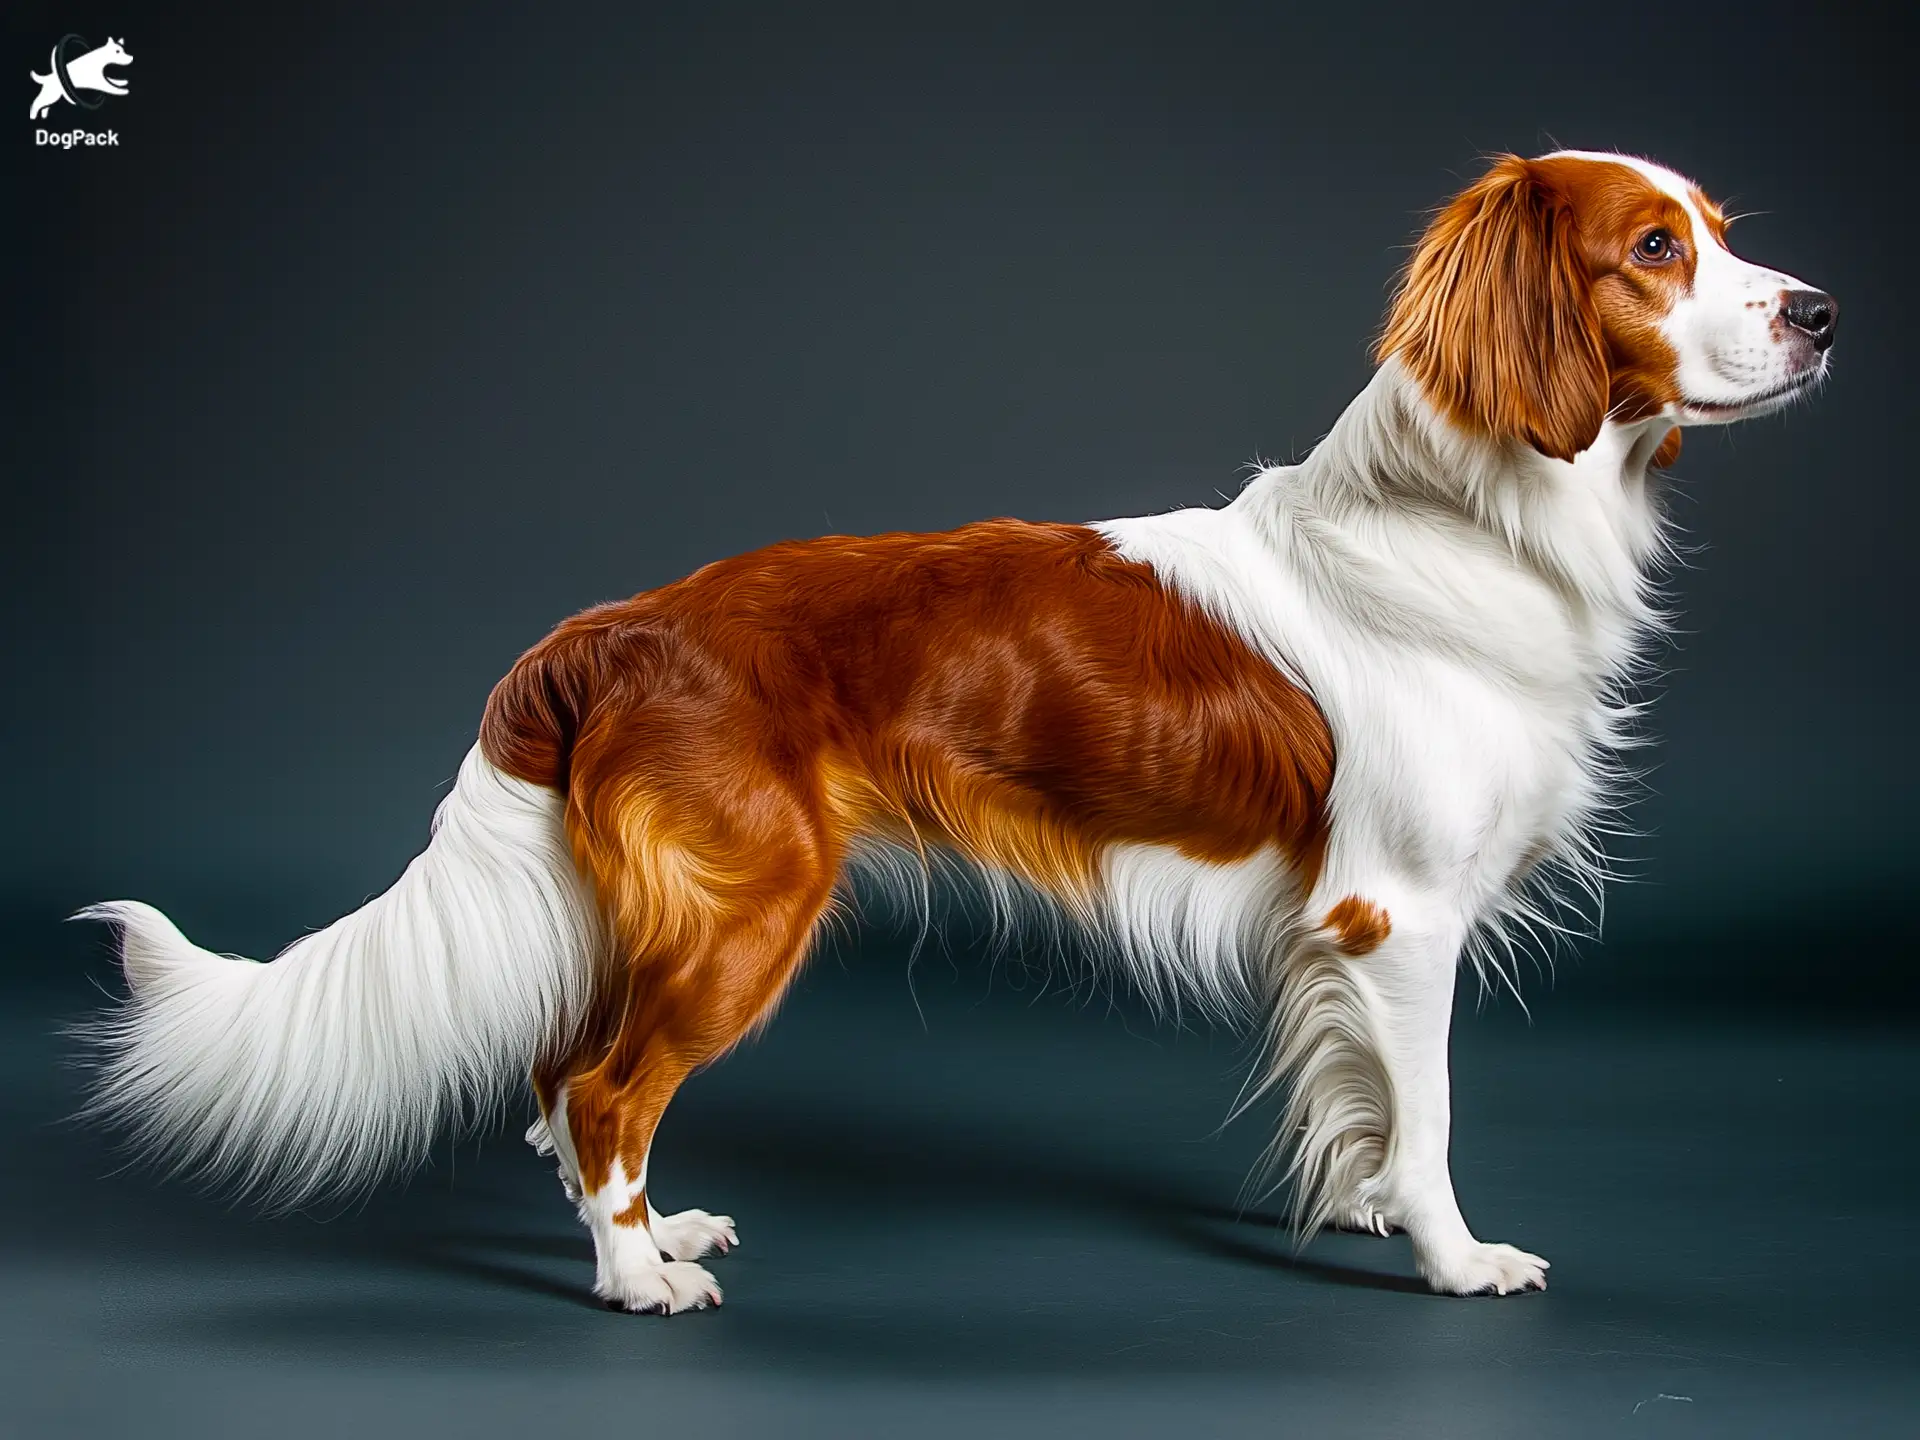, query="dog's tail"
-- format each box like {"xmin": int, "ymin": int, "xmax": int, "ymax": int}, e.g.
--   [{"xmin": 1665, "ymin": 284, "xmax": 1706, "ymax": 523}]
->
[{"xmin": 77, "ymin": 729, "xmax": 605, "ymax": 1211}]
